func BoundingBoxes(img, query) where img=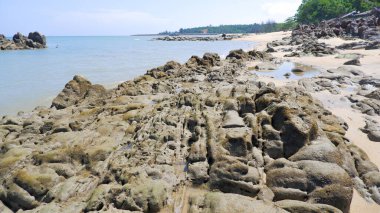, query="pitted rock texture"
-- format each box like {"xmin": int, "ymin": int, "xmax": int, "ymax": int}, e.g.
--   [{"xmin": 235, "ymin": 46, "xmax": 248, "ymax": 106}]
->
[{"xmin": 0, "ymin": 50, "xmax": 379, "ymax": 212}]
